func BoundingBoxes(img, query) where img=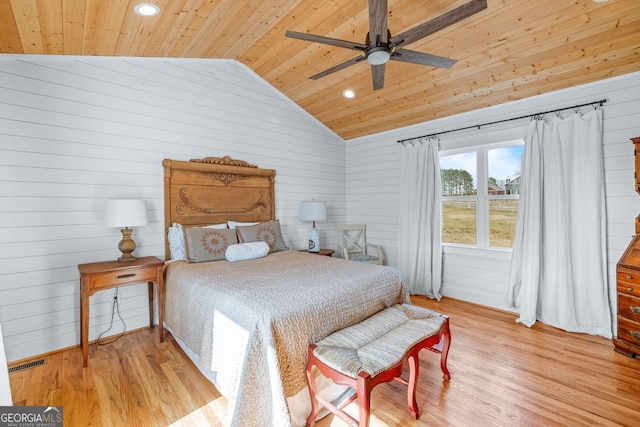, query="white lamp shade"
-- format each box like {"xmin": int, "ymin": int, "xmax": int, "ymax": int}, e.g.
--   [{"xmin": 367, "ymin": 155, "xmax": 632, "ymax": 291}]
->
[
  {"xmin": 299, "ymin": 201, "xmax": 327, "ymax": 222},
  {"xmin": 103, "ymin": 199, "xmax": 149, "ymax": 228}
]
